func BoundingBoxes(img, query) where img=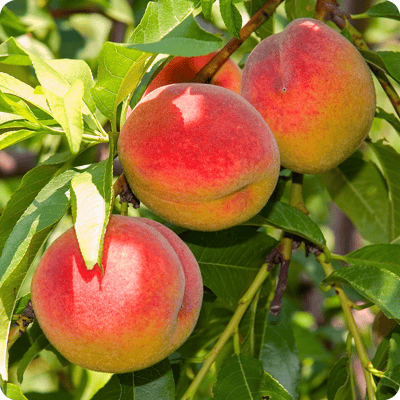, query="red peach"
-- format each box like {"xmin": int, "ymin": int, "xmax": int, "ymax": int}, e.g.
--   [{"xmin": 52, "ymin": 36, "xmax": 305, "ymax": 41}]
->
[
  {"xmin": 241, "ymin": 18, "xmax": 376, "ymax": 174},
  {"xmin": 118, "ymin": 83, "xmax": 280, "ymax": 231},
  {"xmin": 31, "ymin": 215, "xmax": 203, "ymax": 373}
]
